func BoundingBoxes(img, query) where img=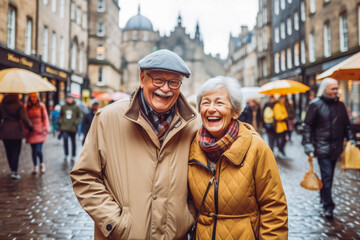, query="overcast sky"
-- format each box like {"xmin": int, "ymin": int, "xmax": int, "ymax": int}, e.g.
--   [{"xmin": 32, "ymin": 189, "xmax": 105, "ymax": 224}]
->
[{"xmin": 118, "ymin": 0, "xmax": 259, "ymax": 59}]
